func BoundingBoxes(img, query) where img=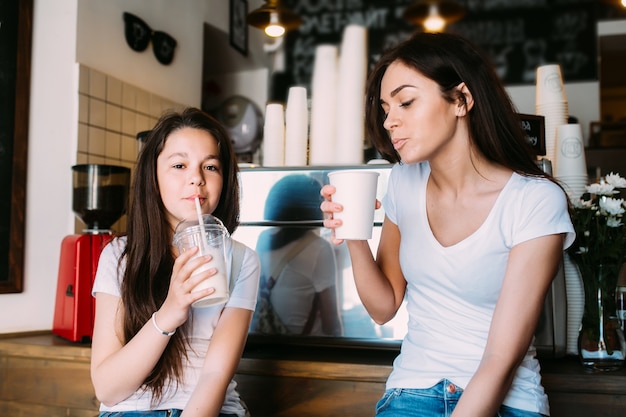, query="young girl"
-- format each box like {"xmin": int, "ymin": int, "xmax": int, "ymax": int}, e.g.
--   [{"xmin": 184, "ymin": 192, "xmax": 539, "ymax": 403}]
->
[
  {"xmin": 321, "ymin": 33, "xmax": 574, "ymax": 417},
  {"xmin": 90, "ymin": 107, "xmax": 260, "ymax": 417}
]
